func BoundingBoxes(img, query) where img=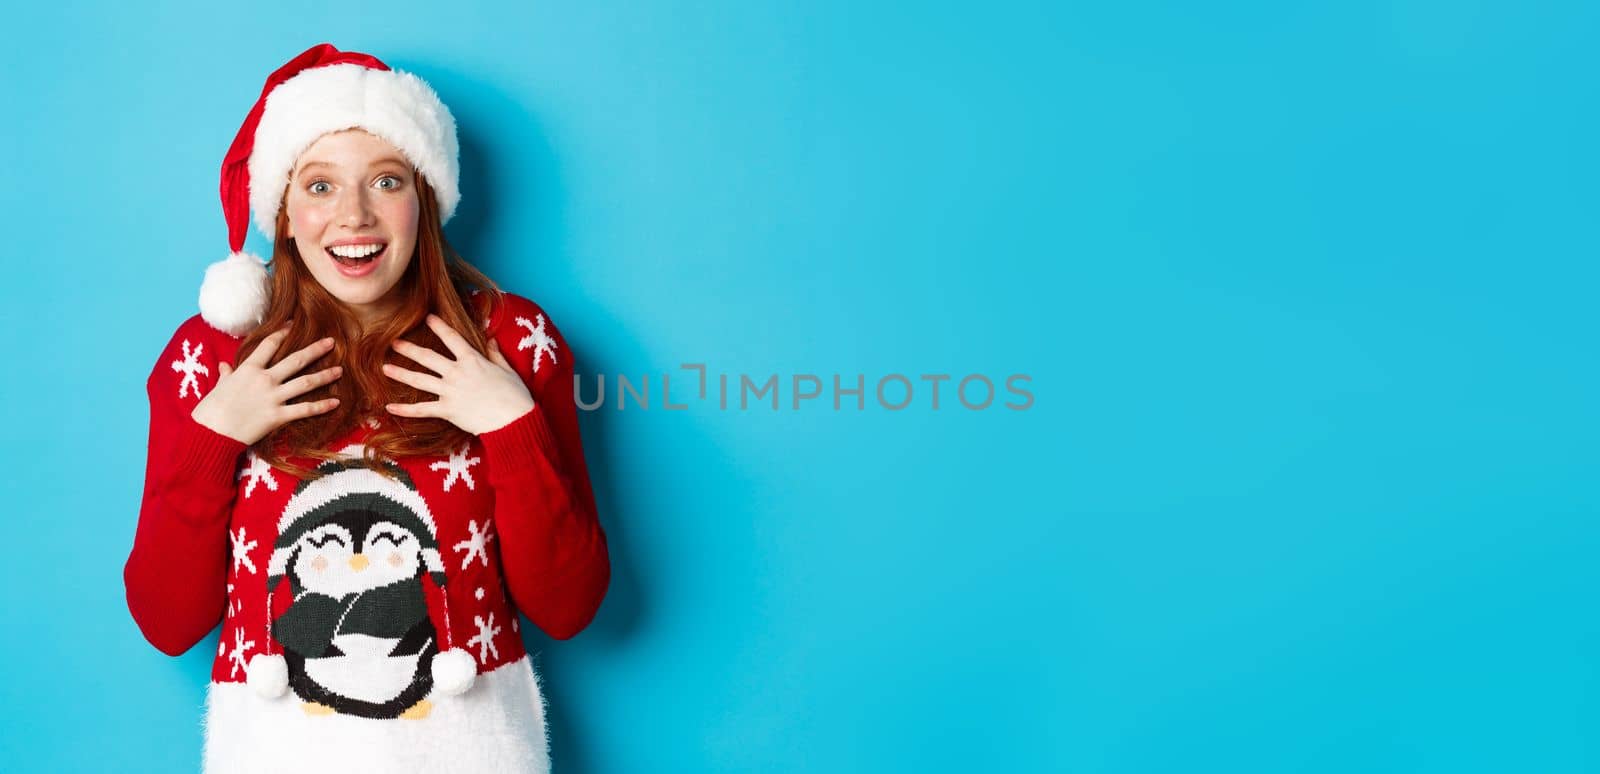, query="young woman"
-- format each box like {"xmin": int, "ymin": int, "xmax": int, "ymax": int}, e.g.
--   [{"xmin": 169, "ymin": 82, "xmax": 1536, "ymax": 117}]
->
[{"xmin": 122, "ymin": 44, "xmax": 609, "ymax": 773}]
